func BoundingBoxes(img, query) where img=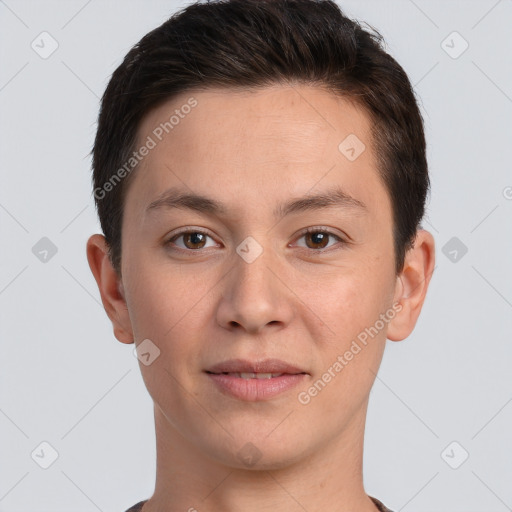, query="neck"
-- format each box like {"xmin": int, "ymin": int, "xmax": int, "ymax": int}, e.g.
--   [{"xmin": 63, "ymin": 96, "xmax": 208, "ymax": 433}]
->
[{"xmin": 142, "ymin": 401, "xmax": 379, "ymax": 512}]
